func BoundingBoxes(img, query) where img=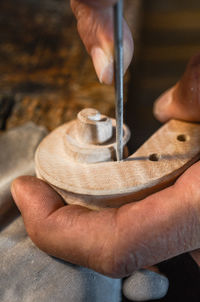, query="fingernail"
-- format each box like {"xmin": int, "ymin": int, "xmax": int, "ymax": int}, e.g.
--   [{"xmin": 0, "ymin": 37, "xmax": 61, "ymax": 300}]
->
[
  {"xmin": 91, "ymin": 47, "xmax": 113, "ymax": 85},
  {"xmin": 11, "ymin": 180, "xmax": 21, "ymax": 211},
  {"xmin": 11, "ymin": 178, "xmax": 24, "ymax": 211},
  {"xmin": 11, "ymin": 181, "xmax": 16, "ymax": 200}
]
